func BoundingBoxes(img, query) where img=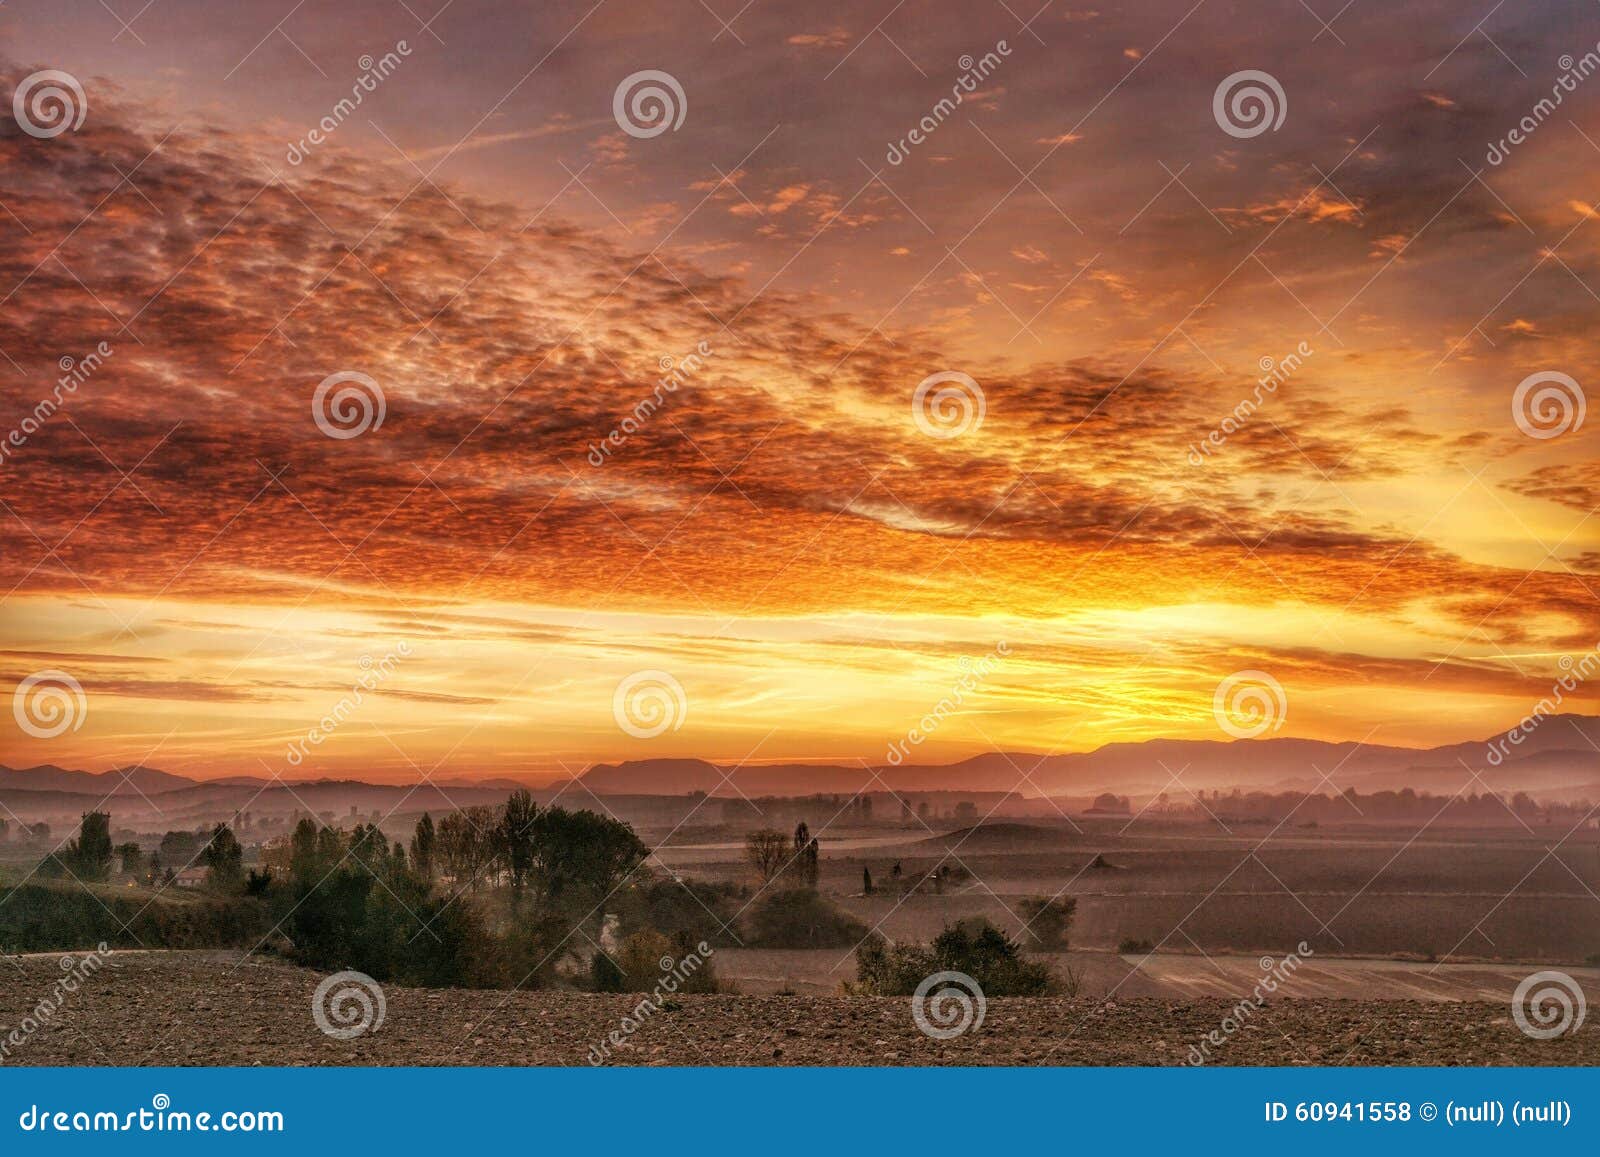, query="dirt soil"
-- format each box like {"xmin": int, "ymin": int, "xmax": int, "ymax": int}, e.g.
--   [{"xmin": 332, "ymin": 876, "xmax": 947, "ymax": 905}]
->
[{"xmin": 2, "ymin": 951, "xmax": 1595, "ymax": 1067}]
